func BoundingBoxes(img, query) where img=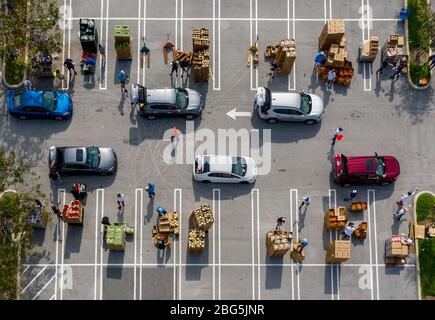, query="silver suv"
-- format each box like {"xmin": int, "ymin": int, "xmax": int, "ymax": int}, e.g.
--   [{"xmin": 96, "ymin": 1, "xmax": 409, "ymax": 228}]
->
[{"xmin": 254, "ymin": 87, "xmax": 324, "ymax": 124}]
